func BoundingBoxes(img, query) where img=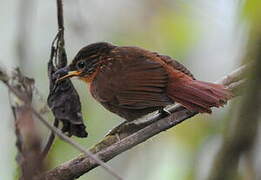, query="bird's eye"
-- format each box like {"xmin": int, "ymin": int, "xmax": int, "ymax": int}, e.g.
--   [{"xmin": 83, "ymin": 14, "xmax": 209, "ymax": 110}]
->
[{"xmin": 76, "ymin": 61, "xmax": 86, "ymax": 69}]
